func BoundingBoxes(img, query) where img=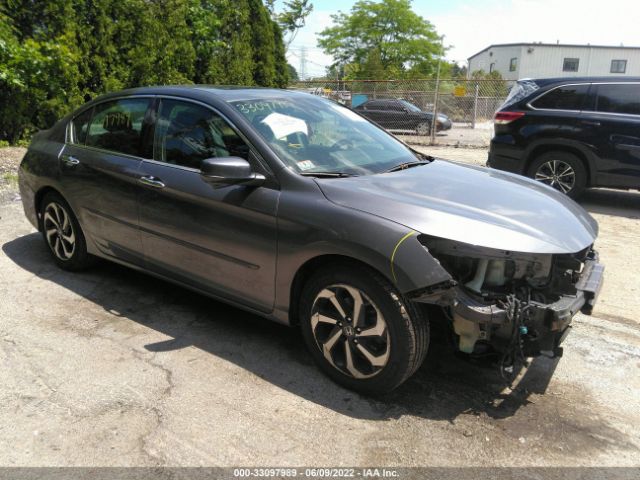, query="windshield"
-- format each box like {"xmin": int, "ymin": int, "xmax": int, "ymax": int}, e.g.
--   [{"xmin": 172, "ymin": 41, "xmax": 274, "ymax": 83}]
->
[
  {"xmin": 230, "ymin": 95, "xmax": 418, "ymax": 176},
  {"xmin": 399, "ymin": 100, "xmax": 421, "ymax": 112}
]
